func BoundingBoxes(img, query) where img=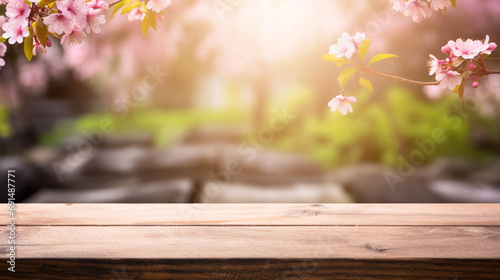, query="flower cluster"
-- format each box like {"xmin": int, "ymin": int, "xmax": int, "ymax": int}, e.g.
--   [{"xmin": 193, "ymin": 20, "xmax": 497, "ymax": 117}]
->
[
  {"xmin": 328, "ymin": 90, "xmax": 357, "ymax": 115},
  {"xmin": 390, "ymin": 0, "xmax": 455, "ymax": 22},
  {"xmin": 328, "ymin": 32, "xmax": 366, "ymax": 59},
  {"xmin": 429, "ymin": 36, "xmax": 497, "ymax": 90},
  {"xmin": 1, "ymin": 0, "xmax": 109, "ymax": 62}
]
